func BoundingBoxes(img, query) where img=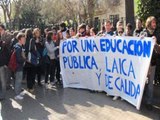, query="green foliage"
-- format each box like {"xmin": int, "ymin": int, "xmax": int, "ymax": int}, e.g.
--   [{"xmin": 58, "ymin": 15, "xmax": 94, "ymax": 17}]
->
[
  {"xmin": 137, "ymin": 0, "xmax": 160, "ymax": 22},
  {"xmin": 19, "ymin": 0, "xmax": 42, "ymax": 27}
]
